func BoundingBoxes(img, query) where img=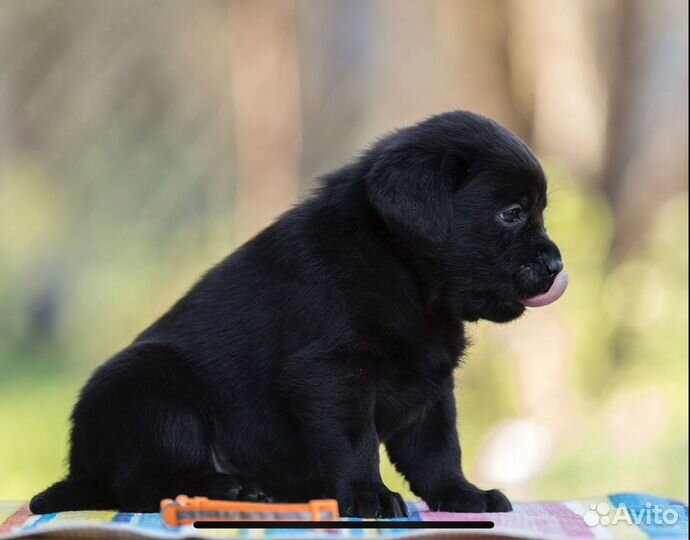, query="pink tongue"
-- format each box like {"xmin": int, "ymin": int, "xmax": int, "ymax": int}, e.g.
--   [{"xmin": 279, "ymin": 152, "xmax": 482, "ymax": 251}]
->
[{"xmin": 520, "ymin": 272, "xmax": 569, "ymax": 308}]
